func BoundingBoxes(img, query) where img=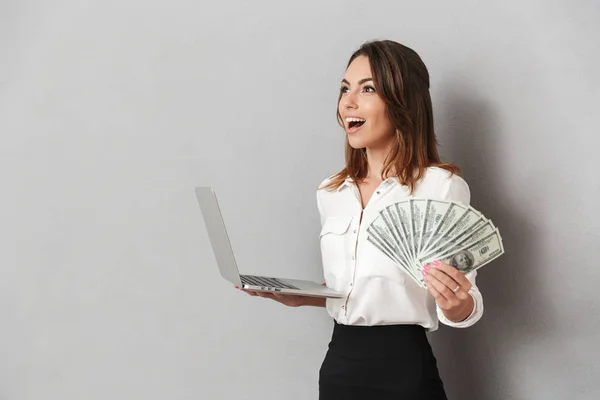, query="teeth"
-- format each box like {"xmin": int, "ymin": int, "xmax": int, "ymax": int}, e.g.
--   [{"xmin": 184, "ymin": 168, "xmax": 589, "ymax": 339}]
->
[{"xmin": 345, "ymin": 117, "xmax": 366, "ymax": 122}]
